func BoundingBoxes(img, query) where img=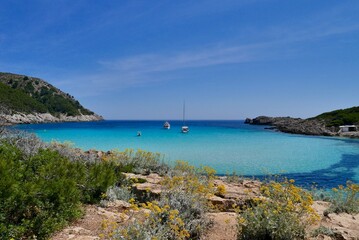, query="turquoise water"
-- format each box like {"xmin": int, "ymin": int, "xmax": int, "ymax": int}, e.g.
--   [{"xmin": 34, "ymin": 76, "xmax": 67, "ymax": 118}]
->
[{"xmin": 17, "ymin": 120, "xmax": 359, "ymax": 188}]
